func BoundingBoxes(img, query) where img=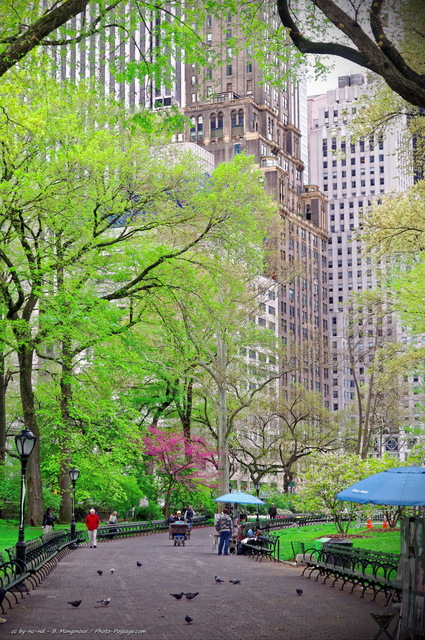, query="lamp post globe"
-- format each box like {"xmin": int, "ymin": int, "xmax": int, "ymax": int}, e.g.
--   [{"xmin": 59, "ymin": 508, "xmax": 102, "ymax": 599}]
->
[
  {"xmin": 69, "ymin": 467, "xmax": 80, "ymax": 540},
  {"xmin": 15, "ymin": 428, "xmax": 37, "ymax": 567}
]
